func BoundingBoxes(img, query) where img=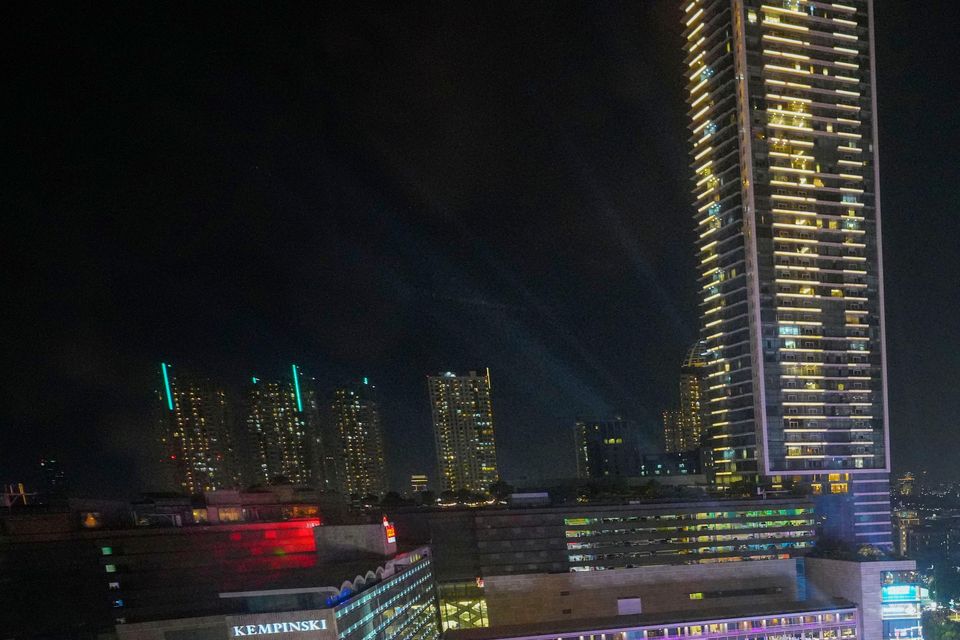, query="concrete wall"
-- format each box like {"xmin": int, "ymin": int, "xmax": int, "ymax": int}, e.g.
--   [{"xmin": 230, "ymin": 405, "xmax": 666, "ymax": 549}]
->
[
  {"xmin": 804, "ymin": 557, "xmax": 915, "ymax": 640},
  {"xmin": 314, "ymin": 523, "xmax": 395, "ymax": 560},
  {"xmin": 483, "ymin": 559, "xmax": 799, "ymax": 626}
]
